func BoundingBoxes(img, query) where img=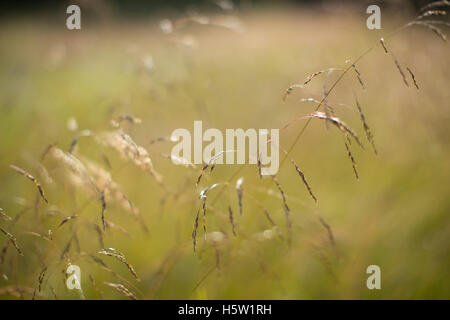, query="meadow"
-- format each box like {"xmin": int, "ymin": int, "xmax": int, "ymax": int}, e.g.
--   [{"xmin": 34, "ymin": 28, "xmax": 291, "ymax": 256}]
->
[{"xmin": 0, "ymin": 3, "xmax": 449, "ymax": 299}]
